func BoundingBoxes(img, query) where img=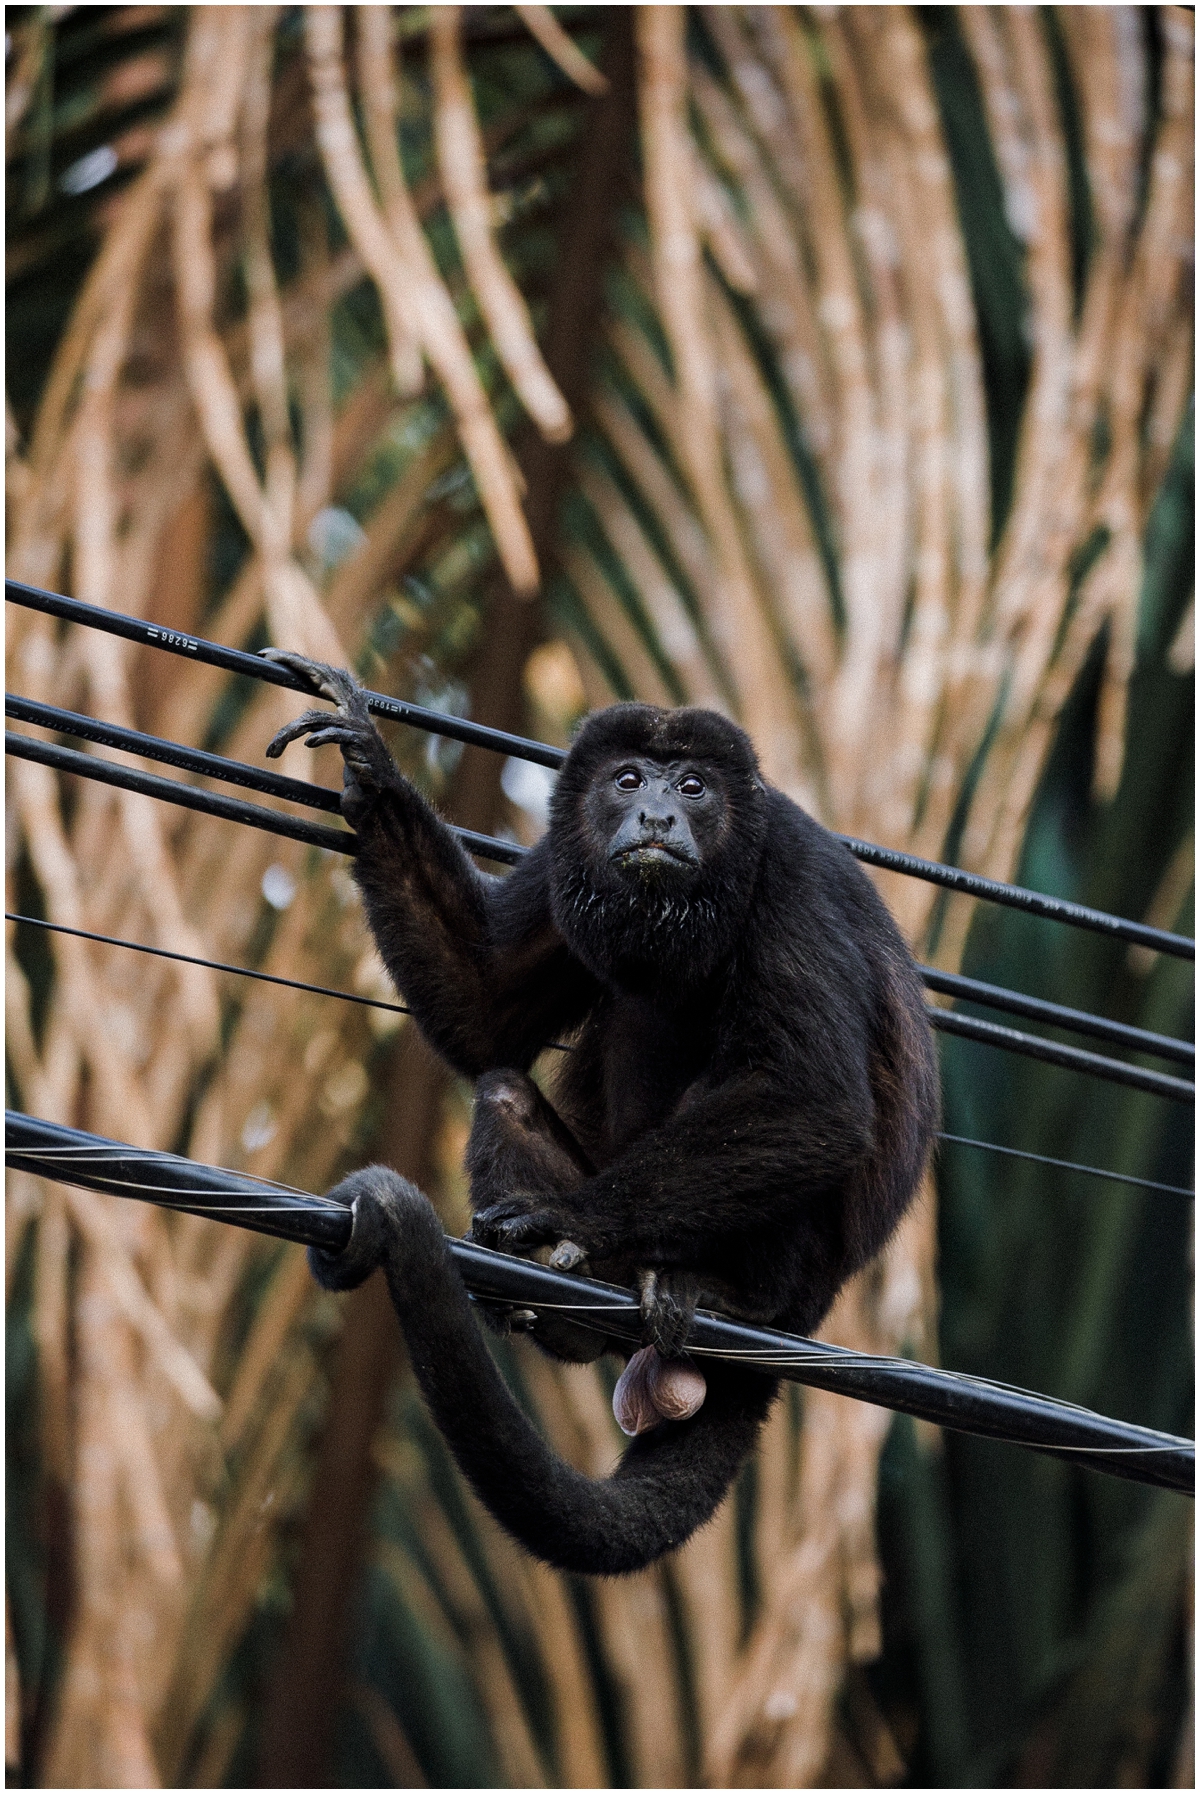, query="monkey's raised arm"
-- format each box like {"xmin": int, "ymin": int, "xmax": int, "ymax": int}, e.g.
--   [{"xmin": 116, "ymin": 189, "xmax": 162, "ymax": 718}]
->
[
  {"xmin": 355, "ymin": 804, "xmax": 596, "ymax": 1075},
  {"xmin": 264, "ymin": 653, "xmax": 597, "ymax": 1076}
]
